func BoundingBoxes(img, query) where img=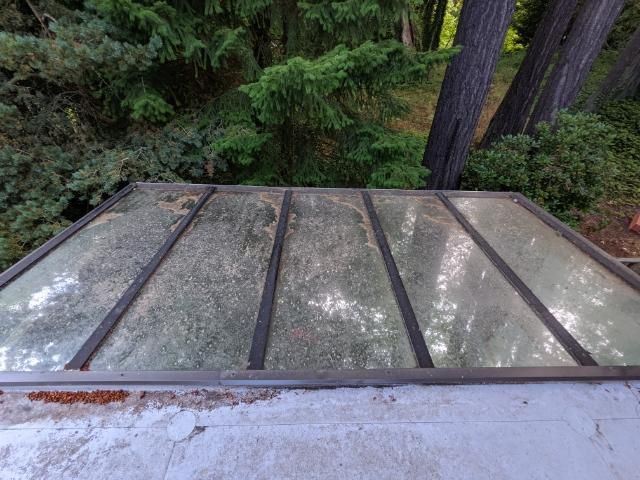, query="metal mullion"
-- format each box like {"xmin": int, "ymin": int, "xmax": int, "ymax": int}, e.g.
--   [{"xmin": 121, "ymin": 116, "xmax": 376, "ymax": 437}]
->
[
  {"xmin": 361, "ymin": 191, "xmax": 435, "ymax": 368},
  {"xmin": 65, "ymin": 186, "xmax": 216, "ymax": 370},
  {"xmin": 3, "ymin": 365, "xmax": 640, "ymax": 388},
  {"xmin": 436, "ymin": 192, "xmax": 598, "ymax": 367},
  {"xmin": 0, "ymin": 184, "xmax": 136, "ymax": 289},
  {"xmin": 247, "ymin": 190, "xmax": 292, "ymax": 370},
  {"xmin": 510, "ymin": 193, "xmax": 640, "ymax": 291}
]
